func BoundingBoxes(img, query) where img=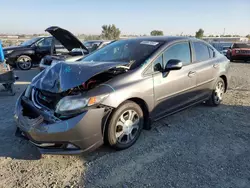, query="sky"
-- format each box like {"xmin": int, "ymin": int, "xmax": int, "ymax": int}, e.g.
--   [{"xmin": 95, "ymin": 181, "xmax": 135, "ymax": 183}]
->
[{"xmin": 0, "ymin": 0, "xmax": 249, "ymax": 36}]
